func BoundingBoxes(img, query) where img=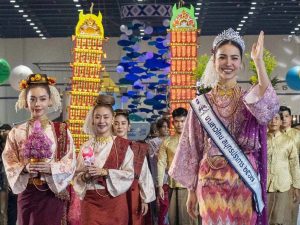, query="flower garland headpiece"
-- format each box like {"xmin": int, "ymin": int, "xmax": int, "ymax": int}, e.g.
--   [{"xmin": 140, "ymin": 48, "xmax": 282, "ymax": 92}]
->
[
  {"xmin": 15, "ymin": 73, "xmax": 62, "ymax": 112},
  {"xmin": 19, "ymin": 73, "xmax": 56, "ymax": 90}
]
